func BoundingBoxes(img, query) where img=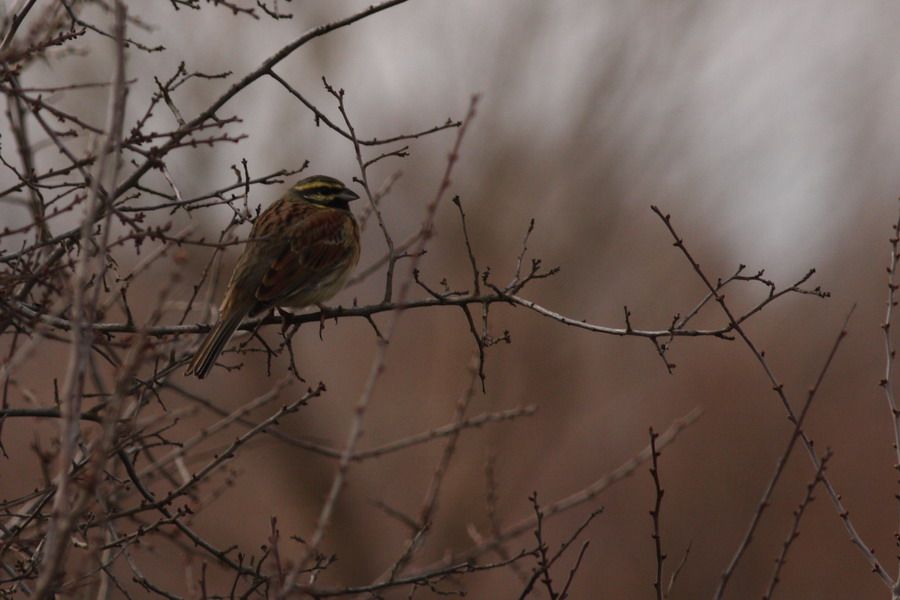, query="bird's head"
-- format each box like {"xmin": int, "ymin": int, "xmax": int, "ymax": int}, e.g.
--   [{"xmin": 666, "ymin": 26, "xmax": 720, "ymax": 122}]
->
[{"xmin": 290, "ymin": 175, "xmax": 359, "ymax": 208}]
